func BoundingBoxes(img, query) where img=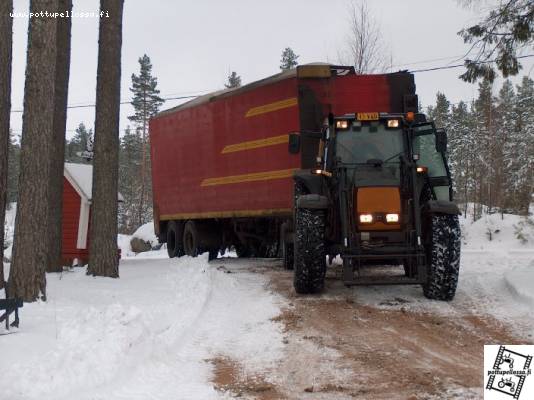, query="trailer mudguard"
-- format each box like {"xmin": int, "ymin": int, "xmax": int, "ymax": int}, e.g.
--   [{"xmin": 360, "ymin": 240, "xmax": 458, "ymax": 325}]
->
[
  {"xmin": 297, "ymin": 194, "xmax": 329, "ymax": 209},
  {"xmin": 293, "ymin": 170, "xmax": 323, "ymax": 195},
  {"xmin": 424, "ymin": 200, "xmax": 461, "ymax": 215}
]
